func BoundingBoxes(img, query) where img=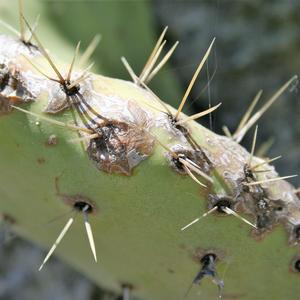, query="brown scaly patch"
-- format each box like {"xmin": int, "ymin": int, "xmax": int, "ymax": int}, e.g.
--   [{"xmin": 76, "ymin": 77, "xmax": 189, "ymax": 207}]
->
[
  {"xmin": 0, "ymin": 64, "xmax": 34, "ymax": 115},
  {"xmin": 87, "ymin": 120, "xmax": 154, "ymax": 176}
]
